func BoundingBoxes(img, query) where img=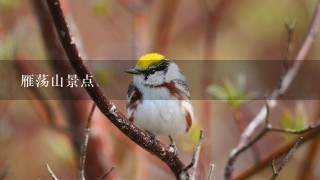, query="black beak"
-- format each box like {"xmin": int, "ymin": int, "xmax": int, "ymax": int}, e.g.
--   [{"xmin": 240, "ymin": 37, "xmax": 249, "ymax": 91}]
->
[{"xmin": 125, "ymin": 68, "xmax": 140, "ymax": 75}]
